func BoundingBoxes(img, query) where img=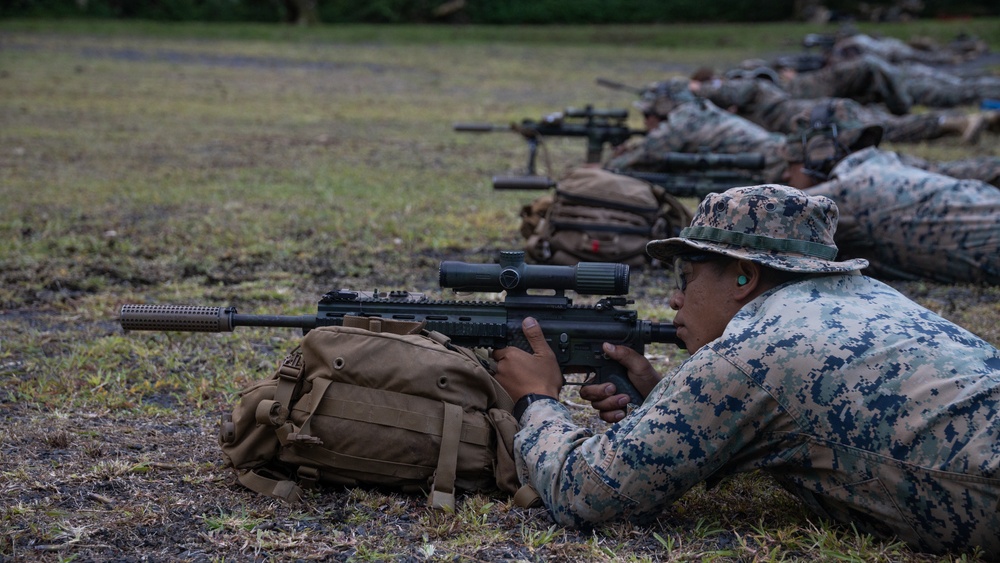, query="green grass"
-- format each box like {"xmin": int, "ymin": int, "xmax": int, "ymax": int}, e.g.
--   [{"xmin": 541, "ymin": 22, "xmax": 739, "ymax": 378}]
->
[
  {"xmin": 4, "ymin": 17, "xmax": 1000, "ymax": 49},
  {"xmin": 1, "ymin": 18, "xmax": 998, "ymax": 562}
]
